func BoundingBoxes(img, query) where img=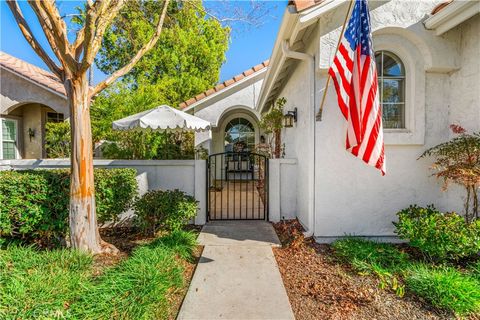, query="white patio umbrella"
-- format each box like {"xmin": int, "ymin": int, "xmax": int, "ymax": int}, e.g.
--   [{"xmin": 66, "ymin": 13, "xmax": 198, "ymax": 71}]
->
[{"xmin": 112, "ymin": 105, "xmax": 211, "ymax": 132}]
